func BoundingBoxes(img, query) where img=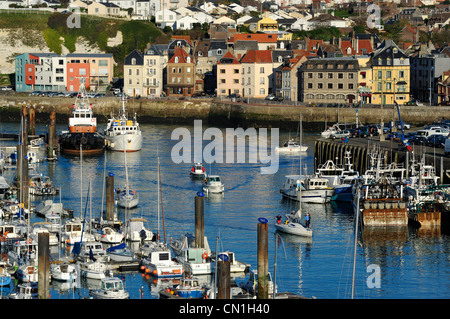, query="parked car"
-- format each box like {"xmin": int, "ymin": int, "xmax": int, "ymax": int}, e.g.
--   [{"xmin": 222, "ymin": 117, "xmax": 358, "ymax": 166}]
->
[
  {"xmin": 426, "ymin": 135, "xmax": 446, "ymax": 148},
  {"xmin": 395, "ymin": 121, "xmax": 411, "ymax": 130},
  {"xmin": 94, "ymin": 93, "xmax": 105, "ymax": 98},
  {"xmin": 353, "ymin": 125, "xmax": 378, "ymax": 138},
  {"xmin": 113, "ymin": 88, "xmax": 121, "ymax": 95},
  {"xmin": 386, "ymin": 132, "xmax": 402, "ymax": 141},
  {"xmin": 29, "ymin": 91, "xmax": 42, "ymax": 96},
  {"xmin": 330, "ymin": 130, "xmax": 352, "ymax": 140},
  {"xmin": 404, "ymin": 99, "xmax": 420, "ymax": 106},
  {"xmin": 274, "ymin": 95, "xmax": 284, "ymax": 101},
  {"xmin": 265, "ymin": 94, "xmax": 275, "ymax": 101},
  {"xmin": 227, "ymin": 93, "xmax": 240, "ymax": 99},
  {"xmin": 408, "ymin": 135, "xmax": 427, "ymax": 145}
]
